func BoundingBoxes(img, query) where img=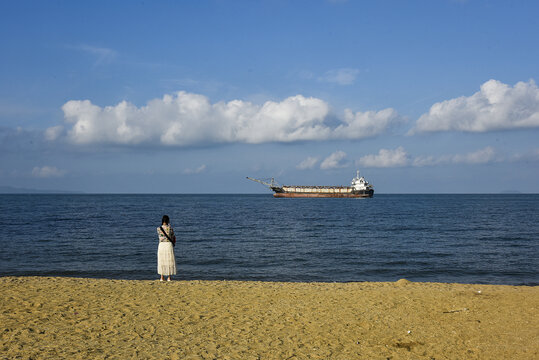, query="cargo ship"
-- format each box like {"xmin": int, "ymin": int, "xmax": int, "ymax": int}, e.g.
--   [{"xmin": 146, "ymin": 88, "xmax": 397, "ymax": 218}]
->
[{"xmin": 247, "ymin": 171, "xmax": 374, "ymax": 198}]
